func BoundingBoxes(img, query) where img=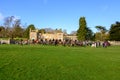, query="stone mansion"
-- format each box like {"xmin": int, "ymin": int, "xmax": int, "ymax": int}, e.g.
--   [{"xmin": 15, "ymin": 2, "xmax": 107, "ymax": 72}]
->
[{"xmin": 29, "ymin": 29, "xmax": 77, "ymax": 41}]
